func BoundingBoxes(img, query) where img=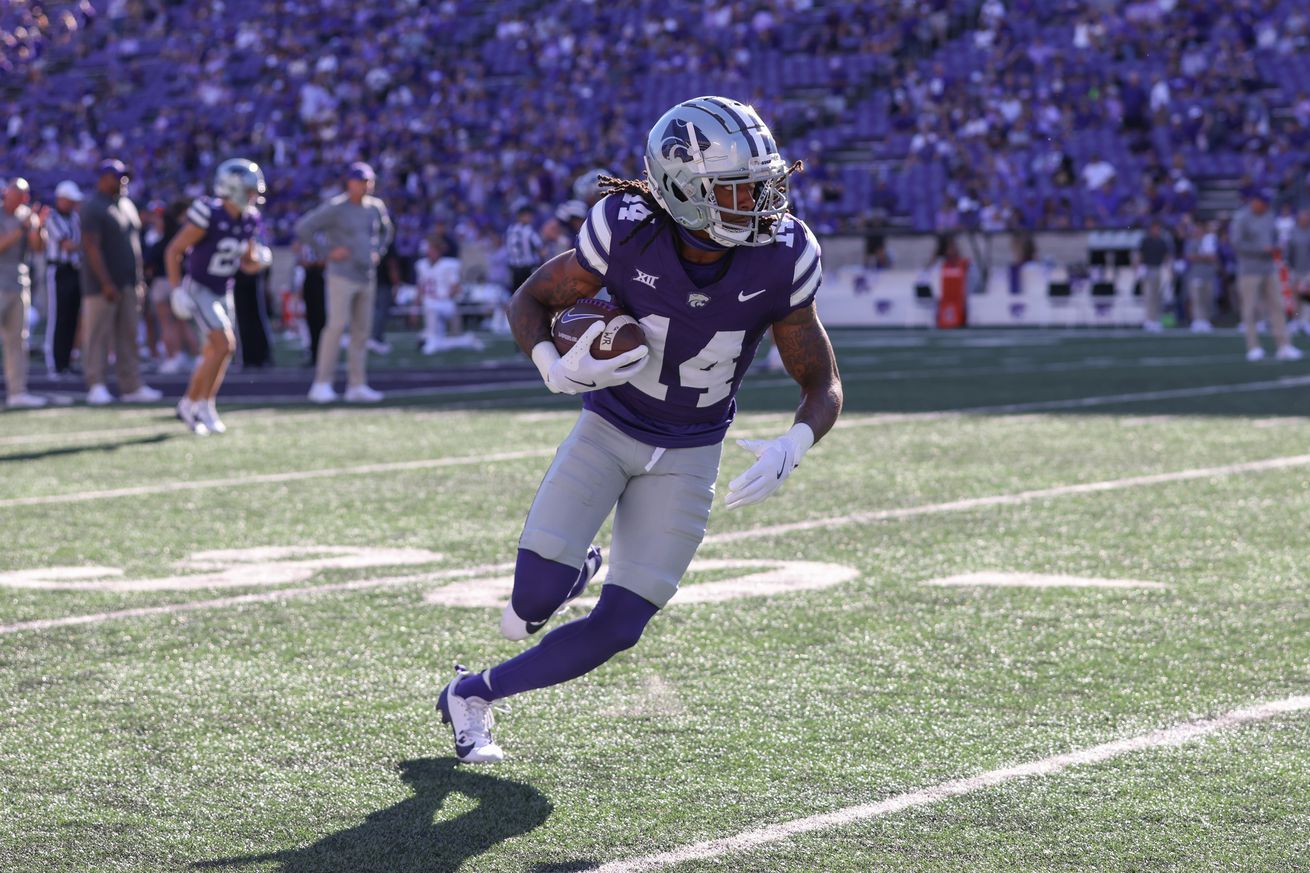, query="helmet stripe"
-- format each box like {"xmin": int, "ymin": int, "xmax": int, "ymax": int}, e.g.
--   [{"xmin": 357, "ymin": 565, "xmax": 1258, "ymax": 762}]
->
[
  {"xmin": 694, "ymin": 97, "xmax": 758, "ymax": 158},
  {"xmin": 704, "ymin": 97, "xmax": 768, "ymax": 159},
  {"xmin": 685, "ymin": 102, "xmax": 752, "ymax": 157}
]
